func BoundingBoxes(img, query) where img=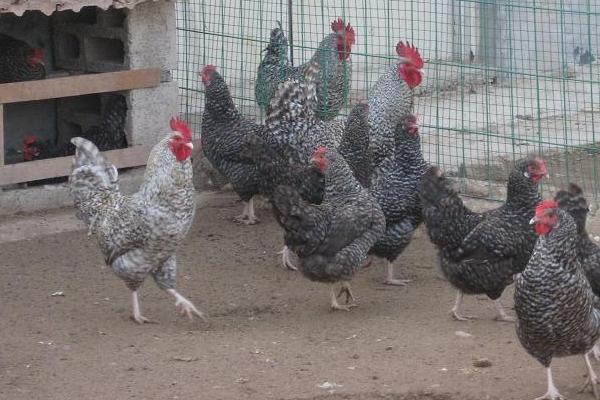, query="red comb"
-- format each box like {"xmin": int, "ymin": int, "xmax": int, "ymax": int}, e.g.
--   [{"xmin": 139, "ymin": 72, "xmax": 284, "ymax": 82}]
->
[
  {"xmin": 314, "ymin": 146, "xmax": 327, "ymax": 155},
  {"xmin": 535, "ymin": 200, "xmax": 558, "ymax": 216},
  {"xmin": 33, "ymin": 48, "xmax": 43, "ymax": 59},
  {"xmin": 331, "ymin": 18, "xmax": 345, "ymax": 33},
  {"xmin": 201, "ymin": 64, "xmax": 217, "ymax": 75},
  {"xmin": 169, "ymin": 117, "xmax": 192, "ymax": 141},
  {"xmin": 23, "ymin": 134, "xmax": 38, "ymax": 145},
  {"xmin": 331, "ymin": 18, "xmax": 355, "ymax": 45},
  {"xmin": 396, "ymin": 41, "xmax": 424, "ymax": 69}
]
